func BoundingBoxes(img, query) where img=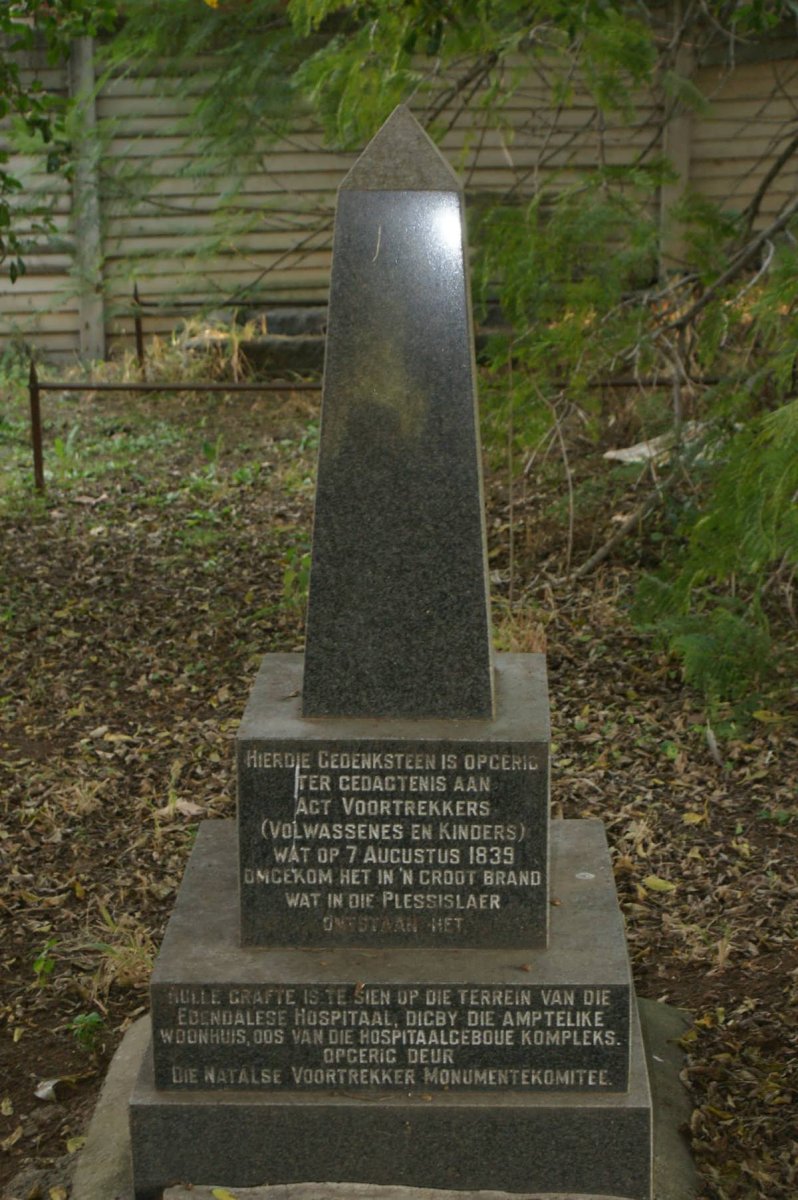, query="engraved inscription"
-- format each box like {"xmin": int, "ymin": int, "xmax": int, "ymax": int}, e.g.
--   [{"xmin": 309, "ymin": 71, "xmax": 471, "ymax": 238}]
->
[
  {"xmin": 152, "ymin": 983, "xmax": 629, "ymax": 1093},
  {"xmin": 237, "ymin": 741, "xmax": 548, "ymax": 945}
]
